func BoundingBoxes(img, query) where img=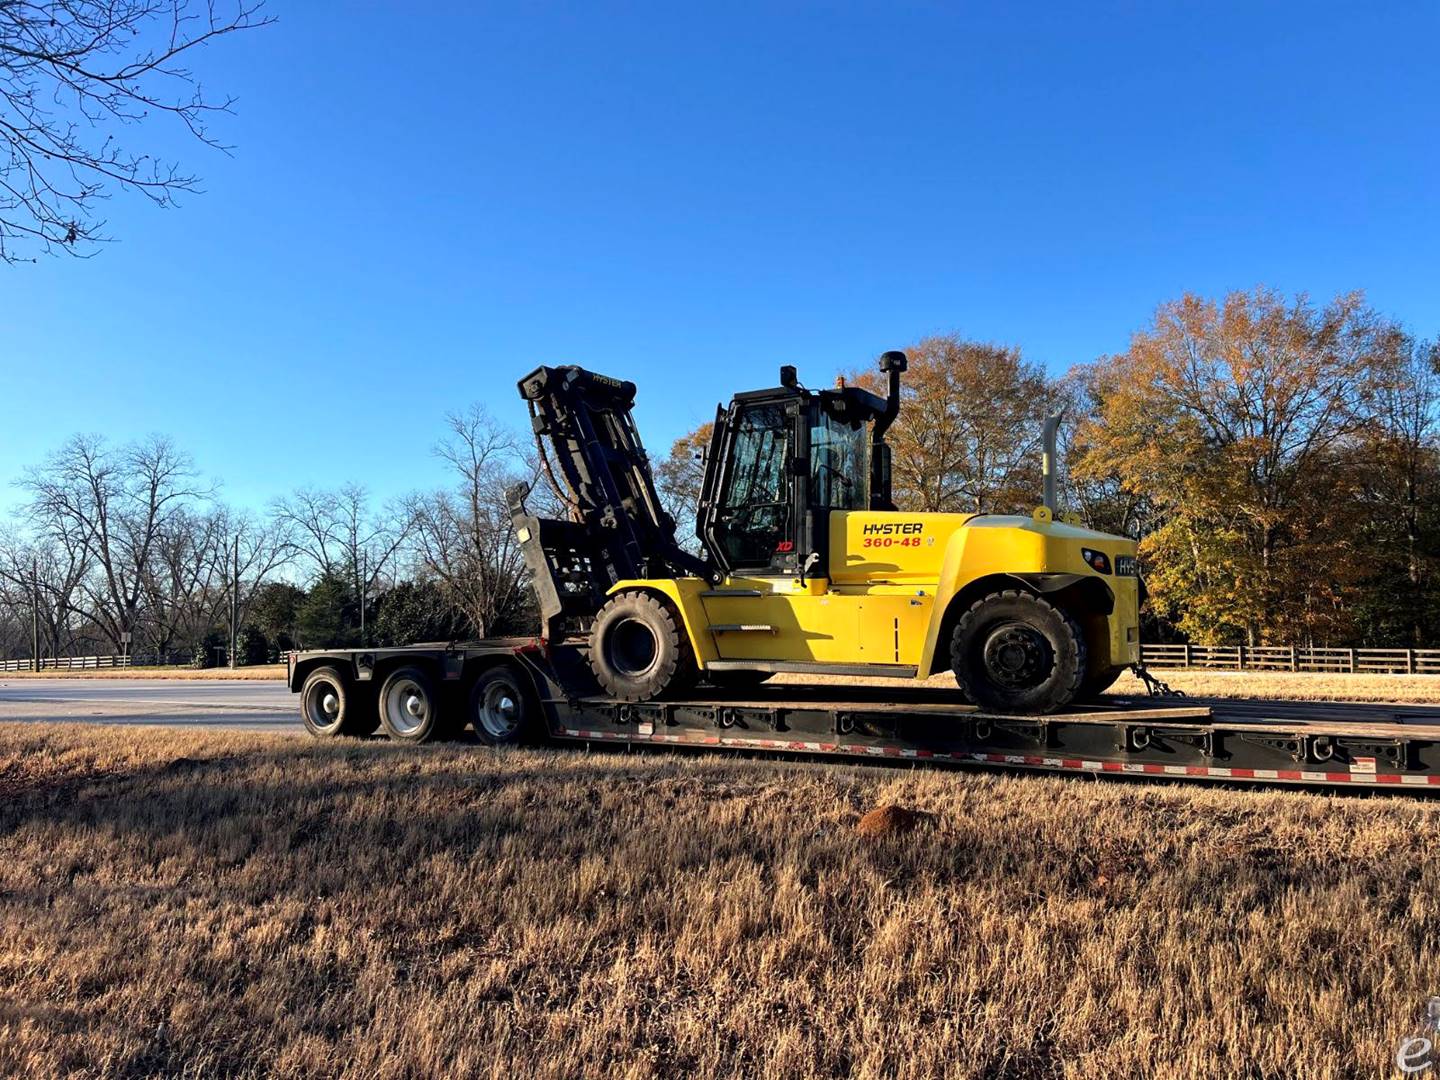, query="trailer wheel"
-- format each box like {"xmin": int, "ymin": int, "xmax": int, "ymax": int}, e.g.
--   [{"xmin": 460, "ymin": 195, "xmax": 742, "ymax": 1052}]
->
[
  {"xmin": 377, "ymin": 666, "xmax": 443, "ymax": 743},
  {"xmin": 950, "ymin": 590, "xmax": 1086, "ymax": 714},
  {"xmin": 588, "ymin": 590, "xmax": 697, "ymax": 702},
  {"xmin": 469, "ymin": 667, "xmax": 536, "ymax": 745},
  {"xmin": 300, "ymin": 666, "xmax": 353, "ymax": 739}
]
